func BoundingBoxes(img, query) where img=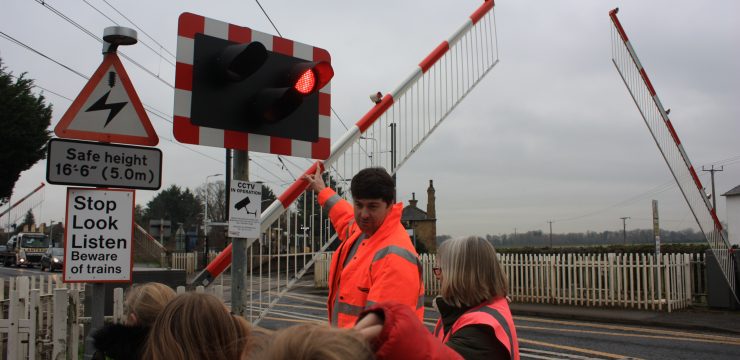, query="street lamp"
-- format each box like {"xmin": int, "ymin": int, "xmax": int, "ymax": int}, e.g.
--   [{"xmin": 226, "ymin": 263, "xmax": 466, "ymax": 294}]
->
[
  {"xmin": 204, "ymin": 173, "xmax": 222, "ymax": 263},
  {"xmin": 49, "ymin": 220, "xmax": 54, "ymax": 247}
]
